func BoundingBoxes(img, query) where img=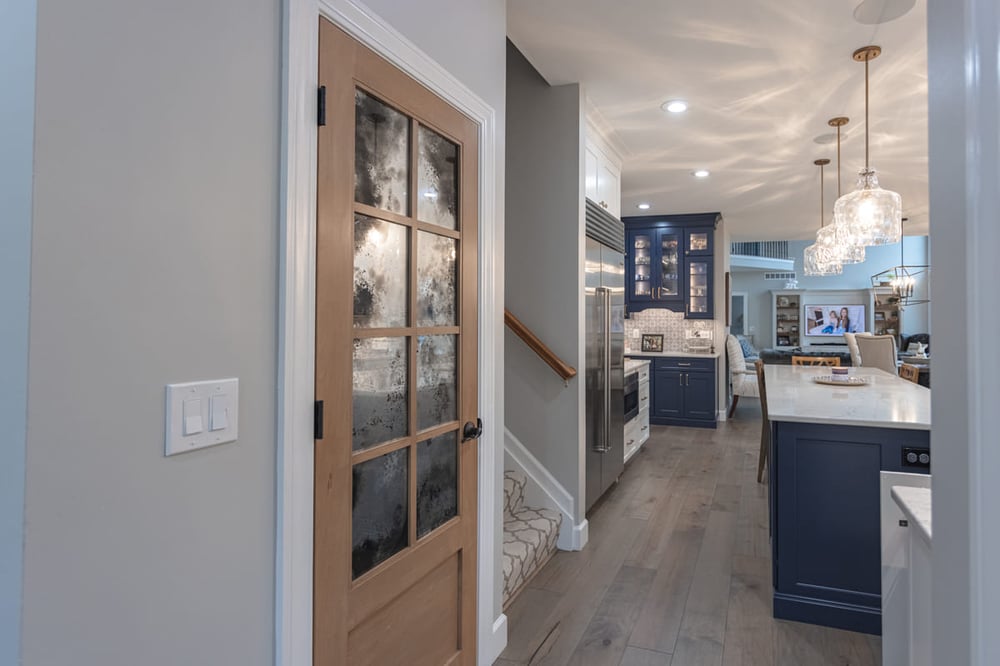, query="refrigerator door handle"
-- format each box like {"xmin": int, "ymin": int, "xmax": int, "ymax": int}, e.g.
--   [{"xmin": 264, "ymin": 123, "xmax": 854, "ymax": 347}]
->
[
  {"xmin": 603, "ymin": 287, "xmax": 612, "ymax": 452},
  {"xmin": 594, "ymin": 286, "xmax": 610, "ymax": 453}
]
